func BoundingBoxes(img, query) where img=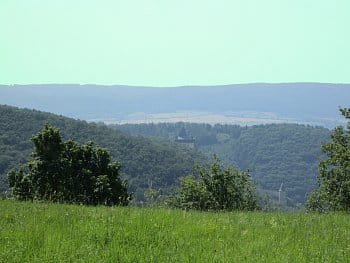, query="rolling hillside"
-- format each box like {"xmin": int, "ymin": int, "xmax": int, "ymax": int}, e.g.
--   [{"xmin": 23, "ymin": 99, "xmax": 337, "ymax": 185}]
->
[
  {"xmin": 0, "ymin": 105, "xmax": 206, "ymax": 200},
  {"xmin": 112, "ymin": 122, "xmax": 331, "ymax": 206},
  {"xmin": 0, "ymin": 104, "xmax": 334, "ymax": 206}
]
